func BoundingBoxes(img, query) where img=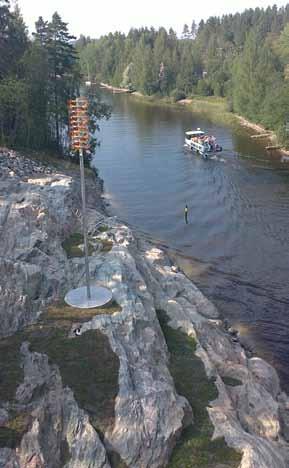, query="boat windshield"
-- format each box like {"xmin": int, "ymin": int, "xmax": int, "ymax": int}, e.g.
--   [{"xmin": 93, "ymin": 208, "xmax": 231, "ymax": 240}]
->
[{"xmin": 186, "ymin": 131, "xmax": 205, "ymax": 137}]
